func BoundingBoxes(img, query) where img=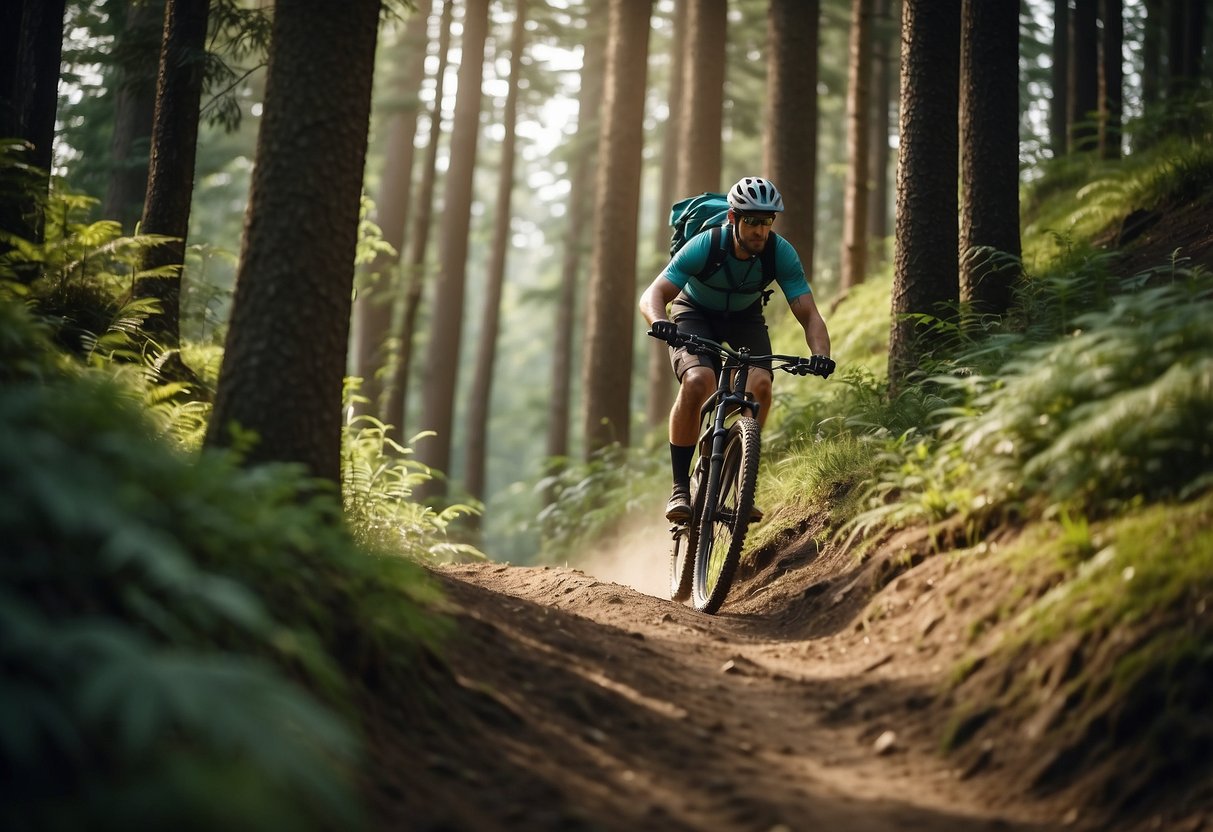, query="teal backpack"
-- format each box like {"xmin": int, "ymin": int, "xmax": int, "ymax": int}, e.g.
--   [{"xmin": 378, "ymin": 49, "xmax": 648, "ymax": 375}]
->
[{"xmin": 668, "ymin": 192, "xmax": 778, "ymax": 284}]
